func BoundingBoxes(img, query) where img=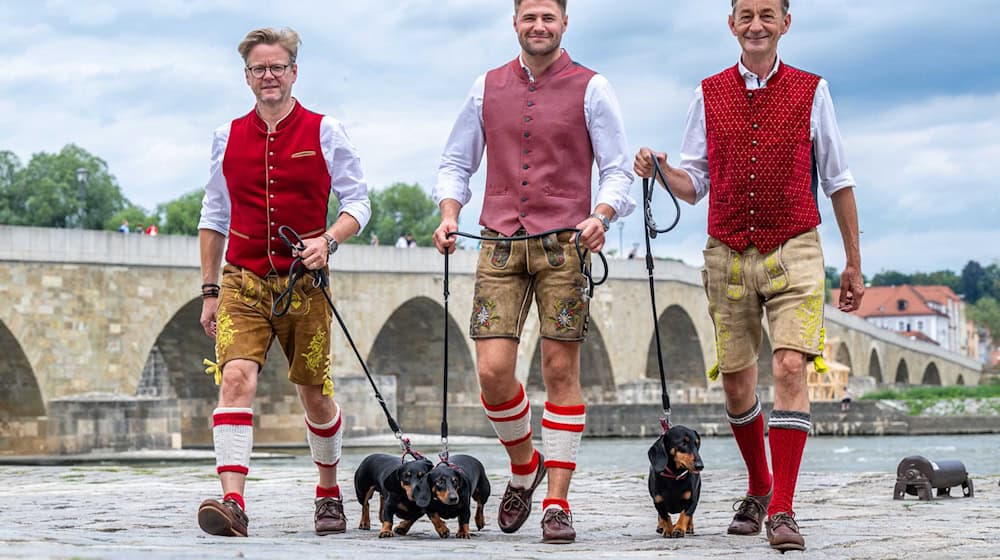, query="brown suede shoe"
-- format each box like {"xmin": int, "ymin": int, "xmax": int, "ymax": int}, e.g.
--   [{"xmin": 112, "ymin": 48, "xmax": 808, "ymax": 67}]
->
[
  {"xmin": 540, "ymin": 507, "xmax": 575, "ymax": 544},
  {"xmin": 498, "ymin": 455, "xmax": 548, "ymax": 534},
  {"xmin": 315, "ymin": 497, "xmax": 347, "ymax": 535},
  {"xmin": 766, "ymin": 512, "xmax": 806, "ymax": 551},
  {"xmin": 727, "ymin": 490, "xmax": 771, "ymax": 535},
  {"xmin": 198, "ymin": 497, "xmax": 248, "ymax": 537}
]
